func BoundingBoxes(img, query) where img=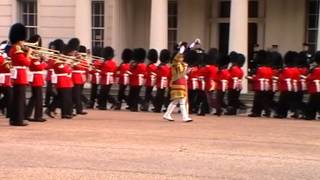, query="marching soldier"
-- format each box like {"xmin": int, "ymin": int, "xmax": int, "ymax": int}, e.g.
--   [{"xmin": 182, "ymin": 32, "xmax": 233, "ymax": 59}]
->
[
  {"xmin": 141, "ymin": 49, "xmax": 158, "ymax": 112},
  {"xmin": 8, "ymin": 23, "xmax": 31, "ymax": 126},
  {"xmin": 225, "ymin": 53, "xmax": 245, "ymax": 115},
  {"xmin": 304, "ymin": 51, "xmax": 320, "ymax": 120},
  {"xmin": 127, "ymin": 48, "xmax": 147, "ymax": 112},
  {"xmin": 0, "ymin": 53, "xmax": 12, "ymax": 118},
  {"xmin": 274, "ymin": 51, "xmax": 301, "ymax": 119},
  {"xmin": 115, "ymin": 49, "xmax": 133, "ymax": 110},
  {"xmin": 88, "ymin": 55, "xmax": 102, "ymax": 109},
  {"xmin": 97, "ymin": 46, "xmax": 119, "ymax": 110},
  {"xmin": 214, "ymin": 54, "xmax": 230, "ymax": 116},
  {"xmin": 153, "ymin": 49, "xmax": 171, "ymax": 113},
  {"xmin": 248, "ymin": 50, "xmax": 274, "ymax": 117},
  {"xmin": 72, "ymin": 45, "xmax": 88, "ymax": 115}
]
